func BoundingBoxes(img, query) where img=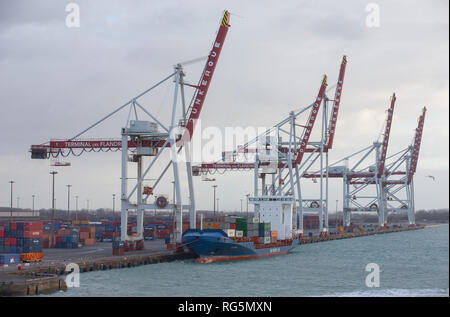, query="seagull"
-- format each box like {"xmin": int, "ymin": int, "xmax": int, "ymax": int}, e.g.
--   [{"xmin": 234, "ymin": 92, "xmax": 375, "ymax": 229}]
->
[{"xmin": 426, "ymin": 175, "xmax": 436, "ymax": 181}]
